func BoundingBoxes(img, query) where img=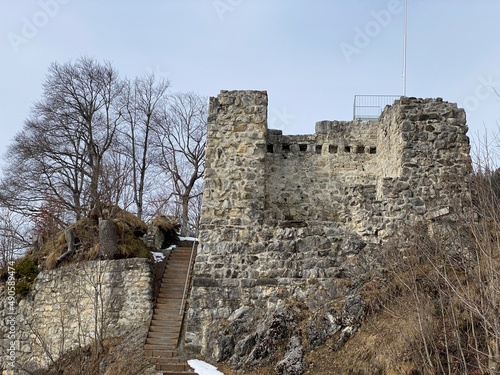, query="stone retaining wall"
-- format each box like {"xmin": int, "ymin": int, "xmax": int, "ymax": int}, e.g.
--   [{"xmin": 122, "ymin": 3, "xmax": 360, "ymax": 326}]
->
[{"xmin": 0, "ymin": 258, "xmax": 153, "ymax": 373}]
